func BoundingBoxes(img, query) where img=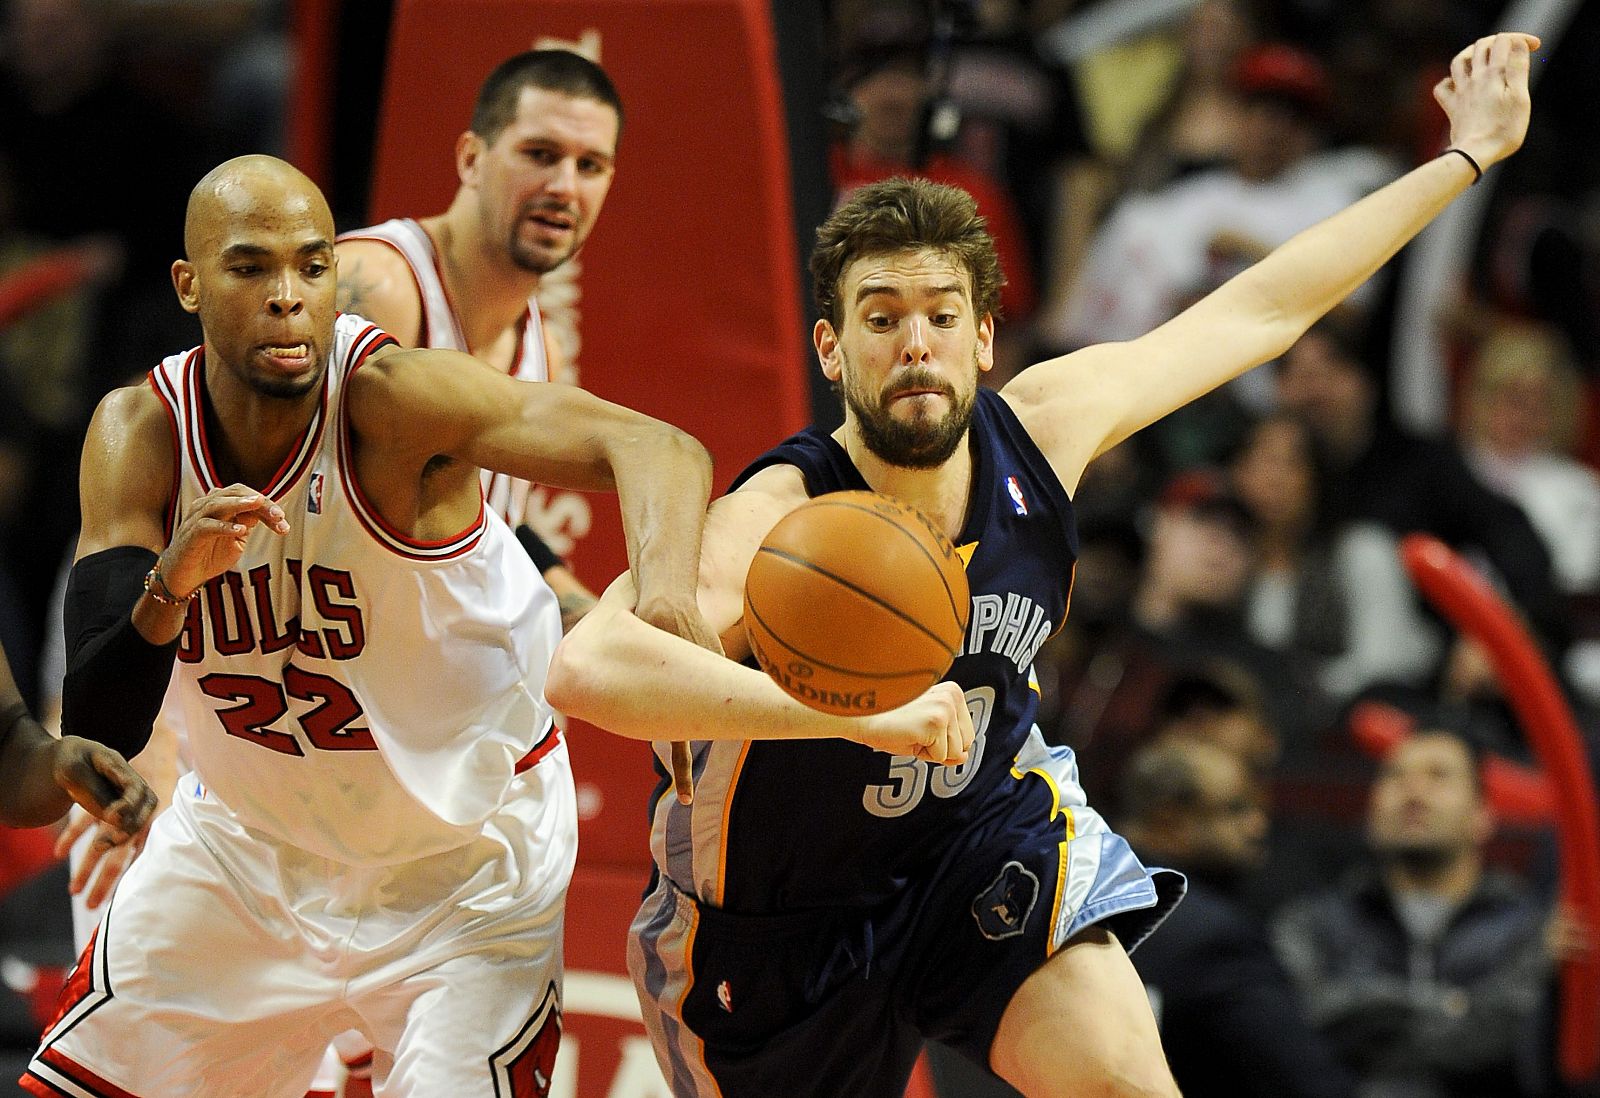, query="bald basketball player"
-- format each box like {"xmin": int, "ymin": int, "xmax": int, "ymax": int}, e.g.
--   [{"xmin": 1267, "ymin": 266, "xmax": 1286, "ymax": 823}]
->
[
  {"xmin": 21, "ymin": 155, "xmax": 961, "ymax": 1098},
  {"xmin": 548, "ymin": 32, "xmax": 1540, "ymax": 1098}
]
